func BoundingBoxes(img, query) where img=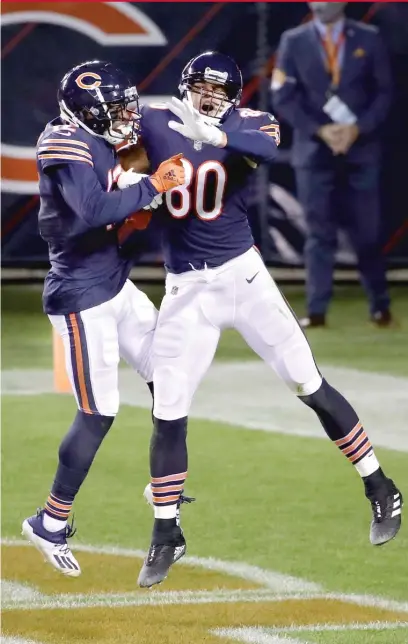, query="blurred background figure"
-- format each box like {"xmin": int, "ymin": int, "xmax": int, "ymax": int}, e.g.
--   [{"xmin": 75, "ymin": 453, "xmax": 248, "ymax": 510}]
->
[{"xmin": 272, "ymin": 2, "xmax": 393, "ymax": 328}]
